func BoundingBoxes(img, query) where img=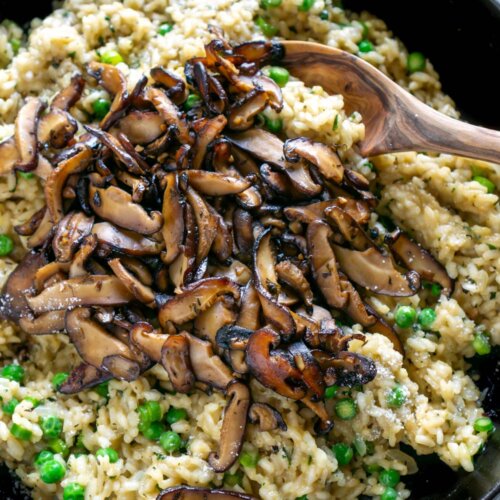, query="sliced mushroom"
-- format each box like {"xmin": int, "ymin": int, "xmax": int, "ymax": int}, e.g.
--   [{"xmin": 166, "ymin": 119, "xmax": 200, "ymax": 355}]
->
[
  {"xmin": 184, "ymin": 186, "xmax": 218, "ymax": 264},
  {"xmin": 386, "ymin": 229, "xmax": 454, "ymax": 296},
  {"xmin": 236, "ymin": 281, "xmax": 261, "ymax": 331},
  {"xmin": 38, "ymin": 108, "xmax": 78, "ymax": 149},
  {"xmin": 69, "ymin": 235, "xmax": 98, "ymax": 278},
  {"xmin": 157, "ymin": 486, "xmax": 255, "ymax": 500},
  {"xmin": 0, "ymin": 251, "xmax": 48, "ymax": 321},
  {"xmin": 325, "ymin": 206, "xmax": 372, "ymax": 251},
  {"xmin": 332, "ymin": 244, "xmax": 421, "ymax": 296},
  {"xmin": 194, "ymin": 297, "xmax": 237, "ymax": 349},
  {"xmin": 253, "ymin": 229, "xmax": 296, "ymax": 337},
  {"xmin": 158, "ymin": 277, "xmax": 240, "ymax": 328},
  {"xmin": 89, "ymin": 184, "xmax": 163, "ymax": 235},
  {"xmin": 307, "ymin": 221, "xmax": 347, "ymax": 309},
  {"xmin": 288, "ymin": 340, "xmax": 324, "ymax": 399},
  {"xmin": 185, "ymin": 170, "xmax": 251, "ymax": 196},
  {"xmin": 150, "ymin": 67, "xmax": 188, "ymax": 105},
  {"xmin": 228, "ymin": 89, "xmax": 268, "ymax": 130},
  {"xmin": 209, "ymin": 381, "xmax": 250, "ymax": 472},
  {"xmin": 338, "ymin": 274, "xmax": 377, "ymax": 327},
  {"xmin": 233, "ymin": 208, "xmax": 253, "ymax": 262},
  {"xmin": 66, "ymin": 307, "xmax": 139, "ymax": 380},
  {"xmin": 45, "ymin": 144, "xmax": 93, "ymax": 223},
  {"xmin": 58, "ymin": 362, "xmax": 111, "ymax": 395},
  {"xmin": 160, "ymin": 334, "xmax": 195, "ymax": 393},
  {"xmin": 130, "ymin": 322, "xmax": 168, "ymax": 361},
  {"xmin": 328, "ymin": 351, "xmax": 377, "ymax": 387},
  {"xmin": 87, "ymin": 62, "xmax": 129, "ymax": 129},
  {"xmin": 26, "ymin": 275, "xmax": 134, "ymax": 314},
  {"xmin": 52, "ymin": 211, "xmax": 94, "ymax": 262},
  {"xmin": 192, "ymin": 61, "xmax": 228, "ymax": 114},
  {"xmin": 191, "ymin": 115, "xmax": 227, "ymax": 169},
  {"xmin": 14, "ymin": 97, "xmax": 46, "ymax": 172},
  {"xmin": 111, "ymin": 111, "xmax": 165, "ymax": 145},
  {"xmin": 14, "ymin": 206, "xmax": 47, "ymax": 237},
  {"xmin": 109, "ymin": 258, "xmax": 156, "ymax": 305},
  {"xmin": 275, "ymin": 260, "xmax": 313, "ymax": 312},
  {"xmin": 249, "ymin": 73, "xmax": 283, "ymax": 112},
  {"xmin": 209, "ymin": 207, "xmax": 233, "ymax": 262},
  {"xmin": 284, "ymin": 137, "xmax": 344, "ymax": 184},
  {"xmin": 183, "ymin": 332, "xmax": 233, "ymax": 390},
  {"xmin": 0, "ymin": 137, "xmax": 19, "ymax": 176},
  {"xmin": 364, "ymin": 304, "xmax": 404, "ymax": 354},
  {"xmin": 28, "ymin": 207, "xmax": 54, "ymax": 248},
  {"xmin": 248, "ymin": 402, "xmax": 287, "ymax": 431},
  {"xmin": 160, "ymin": 172, "xmax": 184, "ymax": 265},
  {"xmin": 51, "ymin": 73, "xmax": 85, "ymax": 110},
  {"xmin": 246, "ymin": 328, "xmax": 306, "ymax": 400},
  {"xmin": 92, "ymin": 222, "xmax": 164, "ymax": 255}
]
